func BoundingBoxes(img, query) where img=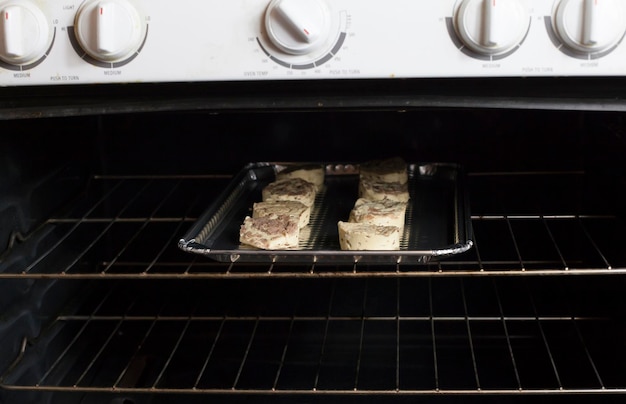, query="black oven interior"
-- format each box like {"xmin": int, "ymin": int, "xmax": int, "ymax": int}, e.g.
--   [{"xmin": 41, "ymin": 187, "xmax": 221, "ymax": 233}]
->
[{"xmin": 1, "ymin": 85, "xmax": 626, "ymax": 403}]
